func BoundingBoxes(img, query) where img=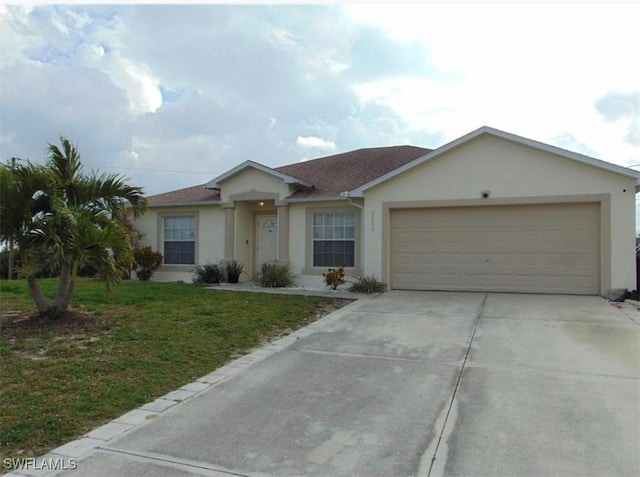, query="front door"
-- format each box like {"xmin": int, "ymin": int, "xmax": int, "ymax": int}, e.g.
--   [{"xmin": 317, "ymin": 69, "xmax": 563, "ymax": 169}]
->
[{"xmin": 256, "ymin": 215, "xmax": 278, "ymax": 275}]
